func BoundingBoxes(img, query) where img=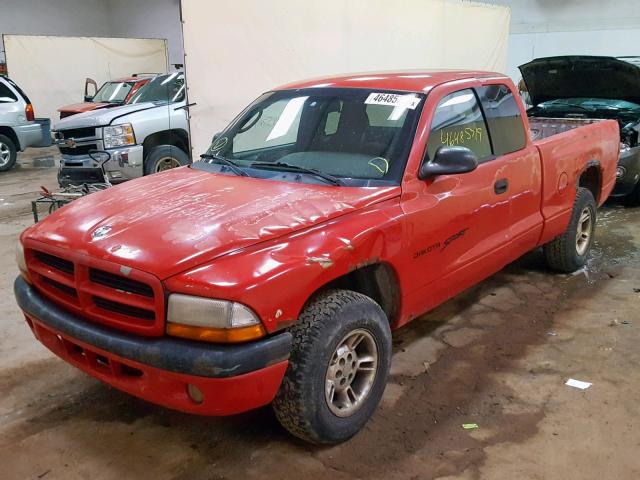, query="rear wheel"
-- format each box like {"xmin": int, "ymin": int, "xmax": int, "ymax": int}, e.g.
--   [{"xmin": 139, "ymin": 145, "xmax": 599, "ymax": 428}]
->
[
  {"xmin": 143, "ymin": 145, "xmax": 190, "ymax": 175},
  {"xmin": 0, "ymin": 134, "xmax": 17, "ymax": 172},
  {"xmin": 273, "ymin": 289, "xmax": 391, "ymax": 444},
  {"xmin": 544, "ymin": 187, "xmax": 596, "ymax": 272}
]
